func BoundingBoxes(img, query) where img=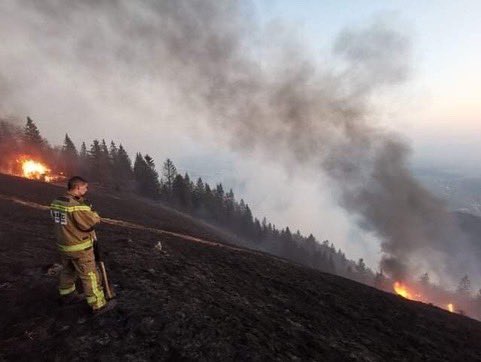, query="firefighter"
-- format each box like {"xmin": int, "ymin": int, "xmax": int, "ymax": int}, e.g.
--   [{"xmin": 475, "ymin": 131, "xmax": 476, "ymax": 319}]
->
[{"xmin": 50, "ymin": 176, "xmax": 115, "ymax": 314}]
